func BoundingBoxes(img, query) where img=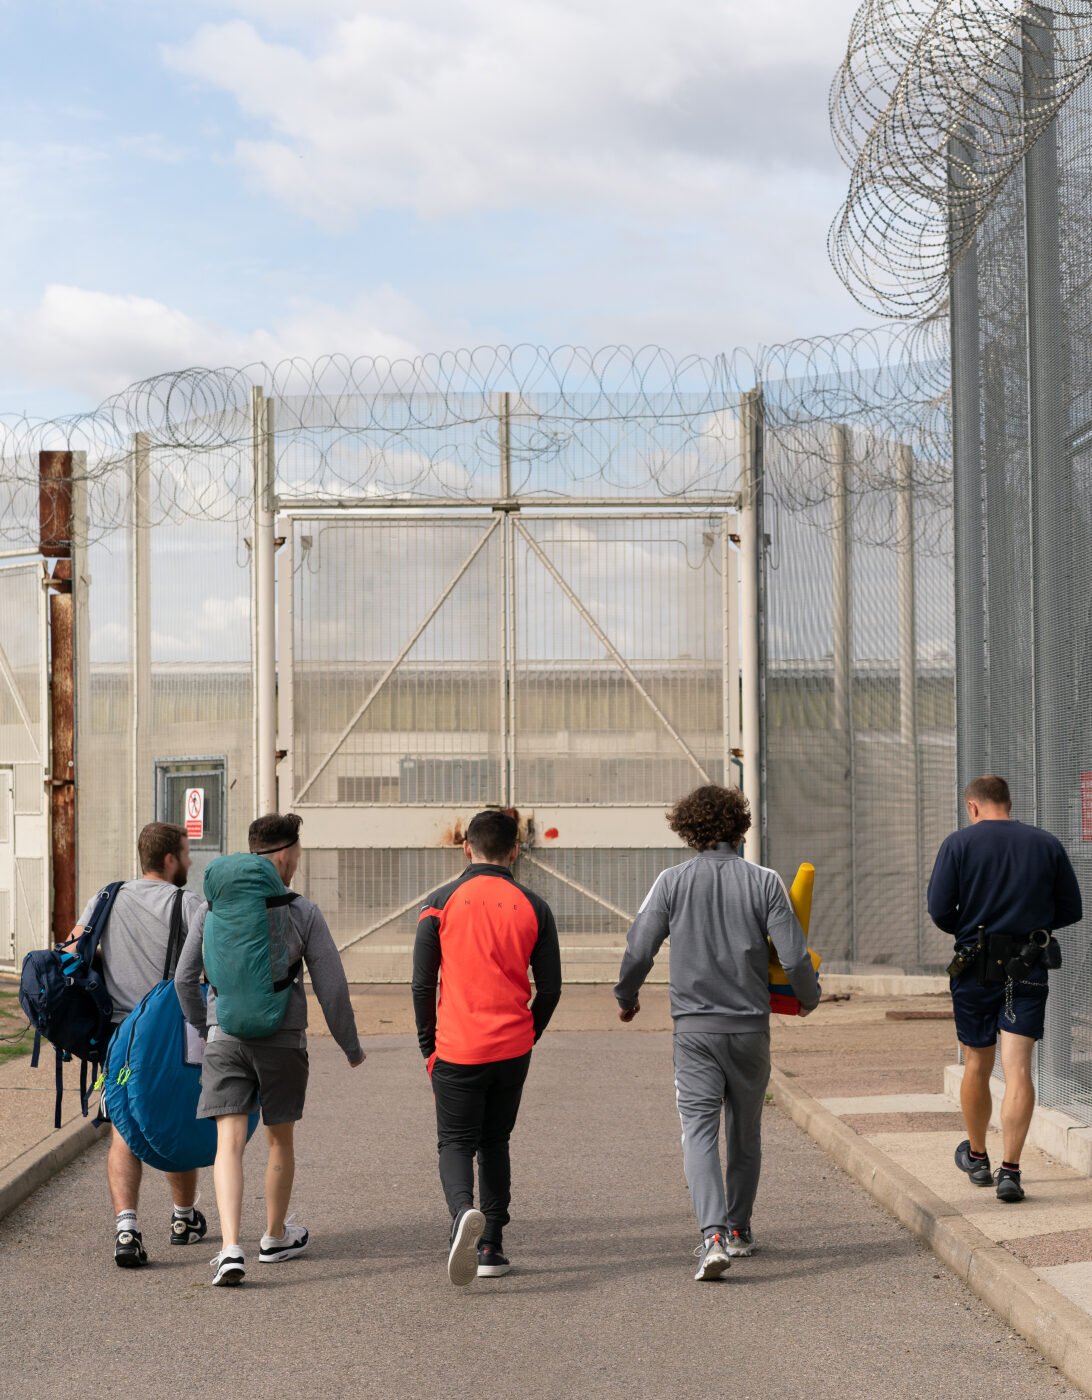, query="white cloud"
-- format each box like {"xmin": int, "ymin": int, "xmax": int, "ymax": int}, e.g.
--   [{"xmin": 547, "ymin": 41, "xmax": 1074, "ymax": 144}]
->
[
  {"xmin": 0, "ymin": 283, "xmax": 452, "ymax": 401},
  {"xmin": 164, "ymin": 0, "xmax": 856, "ymax": 228}
]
